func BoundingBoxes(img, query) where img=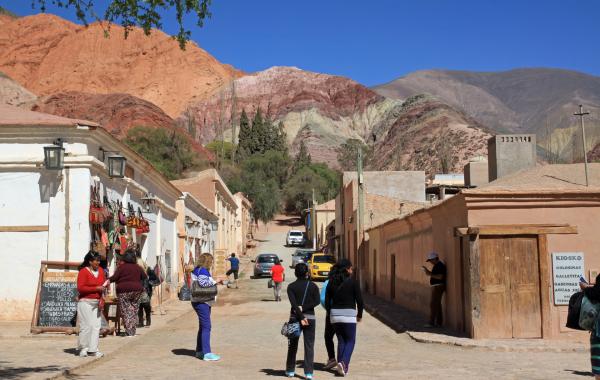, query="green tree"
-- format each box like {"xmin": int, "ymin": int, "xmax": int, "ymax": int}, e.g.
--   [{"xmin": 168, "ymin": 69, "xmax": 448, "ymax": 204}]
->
[
  {"xmin": 250, "ymin": 108, "xmax": 266, "ymax": 155},
  {"xmin": 32, "ymin": 0, "xmax": 211, "ymax": 49},
  {"xmin": 124, "ymin": 126, "xmax": 206, "ymax": 180},
  {"xmin": 236, "ymin": 109, "xmax": 251, "ymax": 161},
  {"xmin": 283, "ymin": 163, "xmax": 340, "ymax": 214},
  {"xmin": 292, "ymin": 140, "xmax": 311, "ymax": 174},
  {"xmin": 274, "ymin": 121, "xmax": 289, "ymax": 155},
  {"xmin": 206, "ymin": 141, "xmax": 234, "ymax": 162},
  {"xmin": 336, "ymin": 138, "xmax": 372, "ymax": 171}
]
